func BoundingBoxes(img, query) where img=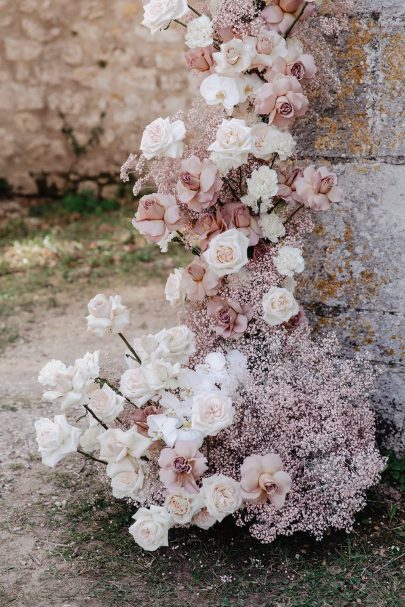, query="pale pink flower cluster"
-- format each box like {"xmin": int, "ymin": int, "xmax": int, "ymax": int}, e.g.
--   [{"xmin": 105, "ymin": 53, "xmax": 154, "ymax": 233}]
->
[{"xmin": 34, "ymin": 0, "xmax": 384, "ymax": 555}]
